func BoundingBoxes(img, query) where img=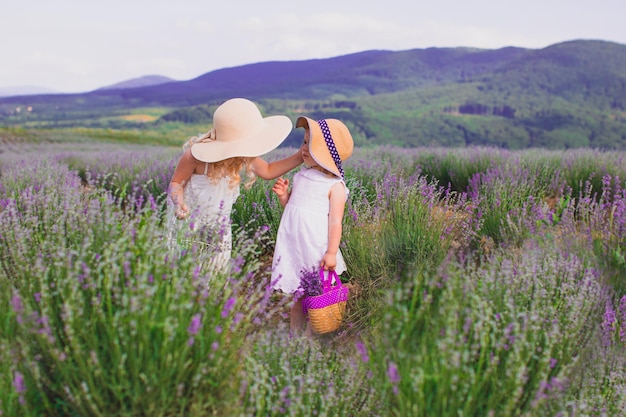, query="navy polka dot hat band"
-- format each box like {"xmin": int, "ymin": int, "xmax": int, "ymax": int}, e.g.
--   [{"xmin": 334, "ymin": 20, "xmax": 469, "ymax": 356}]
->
[
  {"xmin": 316, "ymin": 119, "xmax": 344, "ymax": 178},
  {"xmin": 296, "ymin": 116, "xmax": 354, "ymax": 179}
]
